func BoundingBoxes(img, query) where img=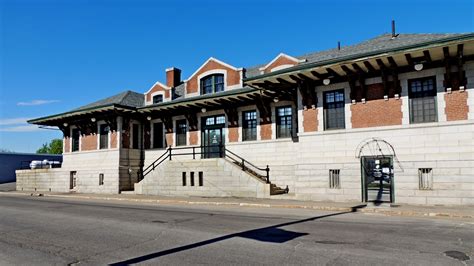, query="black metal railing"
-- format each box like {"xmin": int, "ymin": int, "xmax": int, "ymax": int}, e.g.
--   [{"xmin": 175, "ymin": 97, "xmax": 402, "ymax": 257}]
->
[{"xmin": 141, "ymin": 144, "xmax": 270, "ymax": 183}]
